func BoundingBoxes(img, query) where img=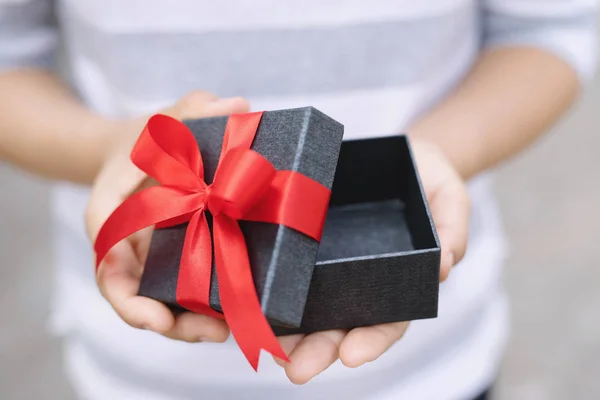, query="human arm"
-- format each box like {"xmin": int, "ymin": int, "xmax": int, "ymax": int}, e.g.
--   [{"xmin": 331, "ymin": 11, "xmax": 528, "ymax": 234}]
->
[
  {"xmin": 410, "ymin": 47, "xmax": 584, "ymax": 181},
  {"xmin": 0, "ymin": 70, "xmax": 248, "ymax": 185},
  {"xmin": 0, "ymin": 69, "xmax": 118, "ymax": 184},
  {"xmin": 410, "ymin": 0, "xmax": 598, "ymax": 272},
  {"xmin": 0, "ymin": 1, "xmax": 112, "ymax": 183},
  {"xmin": 0, "ymin": 2, "xmax": 244, "ymax": 186},
  {"xmin": 411, "ymin": 1, "xmax": 598, "ymax": 180}
]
